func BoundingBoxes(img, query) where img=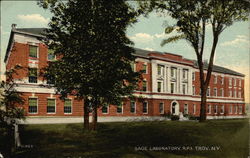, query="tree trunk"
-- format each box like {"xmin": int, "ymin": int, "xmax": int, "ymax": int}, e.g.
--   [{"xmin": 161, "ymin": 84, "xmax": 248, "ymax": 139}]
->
[
  {"xmin": 199, "ymin": 88, "xmax": 207, "ymax": 122},
  {"xmin": 83, "ymin": 99, "xmax": 89, "ymax": 130},
  {"xmin": 91, "ymin": 104, "xmax": 98, "ymax": 131}
]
